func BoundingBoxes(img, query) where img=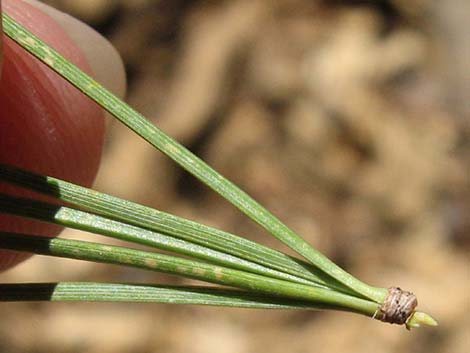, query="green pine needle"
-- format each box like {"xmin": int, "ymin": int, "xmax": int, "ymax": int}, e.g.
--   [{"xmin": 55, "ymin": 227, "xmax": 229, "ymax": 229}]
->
[
  {"xmin": 0, "ymin": 282, "xmax": 360, "ymax": 310},
  {"xmin": 0, "ymin": 232, "xmax": 380, "ymax": 317}
]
